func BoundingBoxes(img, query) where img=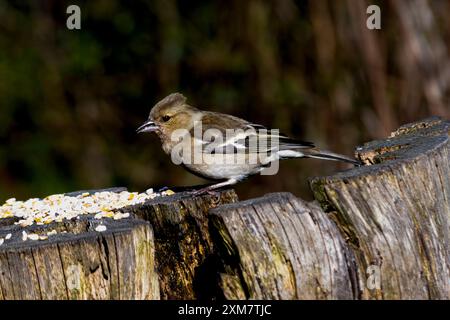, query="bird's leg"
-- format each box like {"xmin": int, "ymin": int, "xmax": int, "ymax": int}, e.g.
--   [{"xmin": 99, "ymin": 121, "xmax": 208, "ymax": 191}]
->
[{"xmin": 191, "ymin": 178, "xmax": 238, "ymax": 196}]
